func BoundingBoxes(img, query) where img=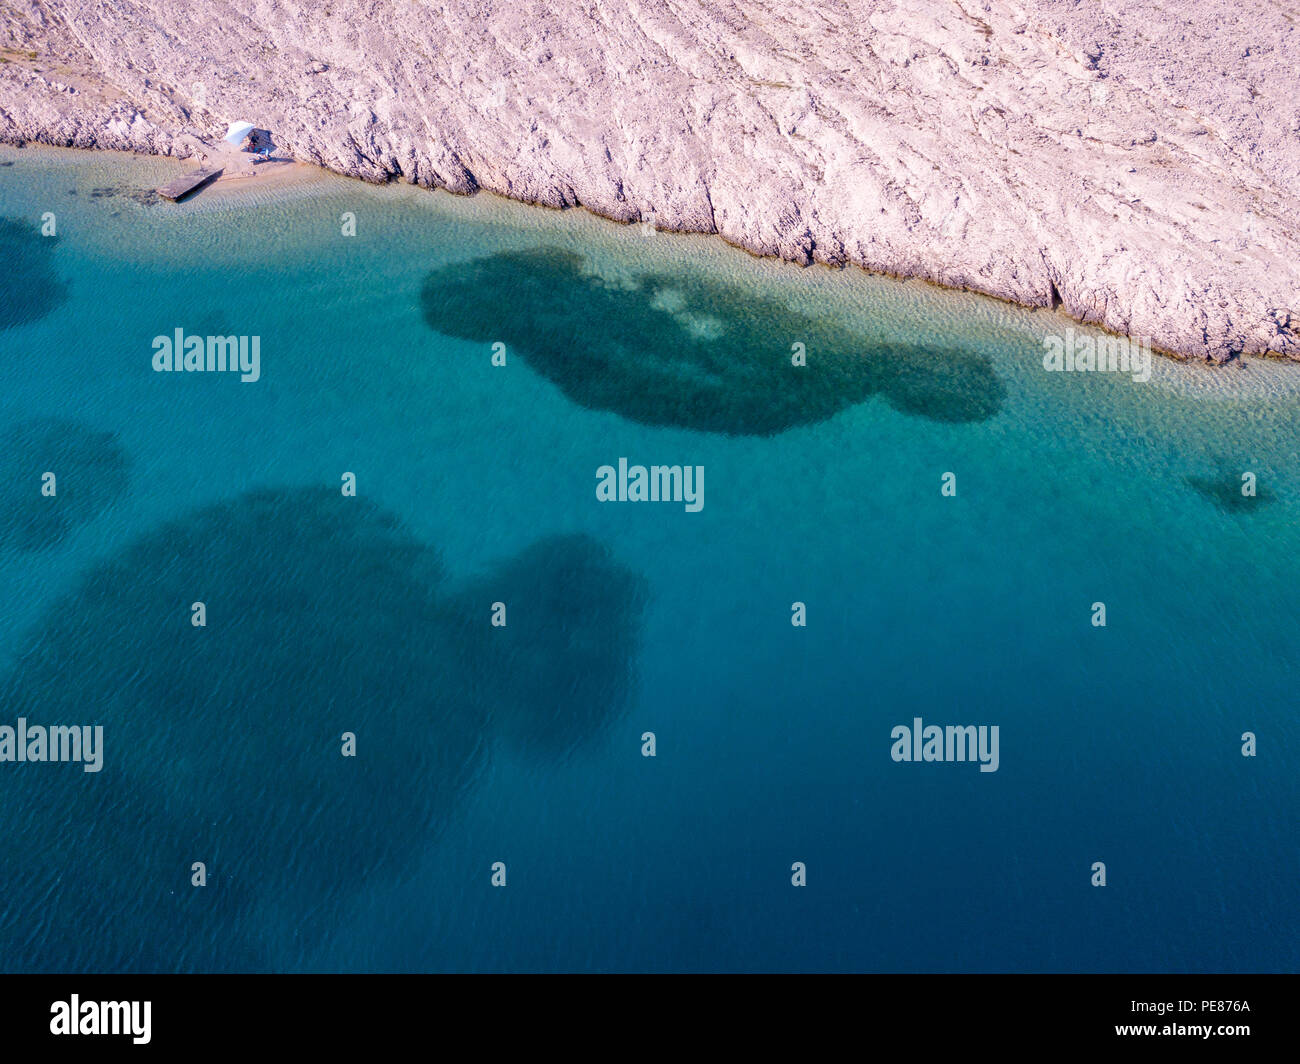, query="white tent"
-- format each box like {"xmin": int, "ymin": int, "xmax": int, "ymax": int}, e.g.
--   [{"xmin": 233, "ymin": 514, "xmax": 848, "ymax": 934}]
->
[{"xmin": 223, "ymin": 121, "xmax": 256, "ymax": 146}]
